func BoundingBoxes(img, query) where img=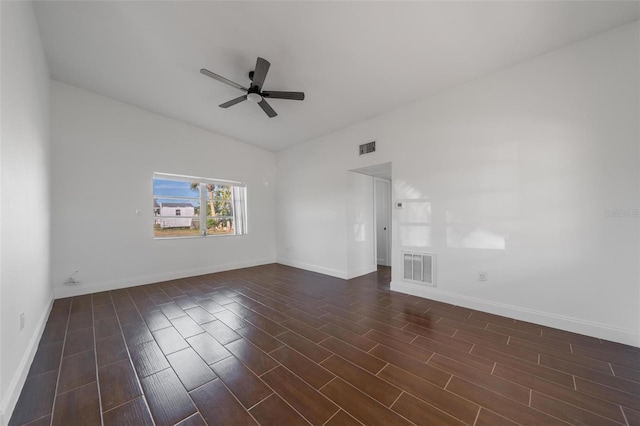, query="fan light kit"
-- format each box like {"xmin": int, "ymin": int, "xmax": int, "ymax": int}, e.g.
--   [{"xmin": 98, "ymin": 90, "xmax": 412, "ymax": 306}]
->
[{"xmin": 200, "ymin": 57, "xmax": 305, "ymax": 118}]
